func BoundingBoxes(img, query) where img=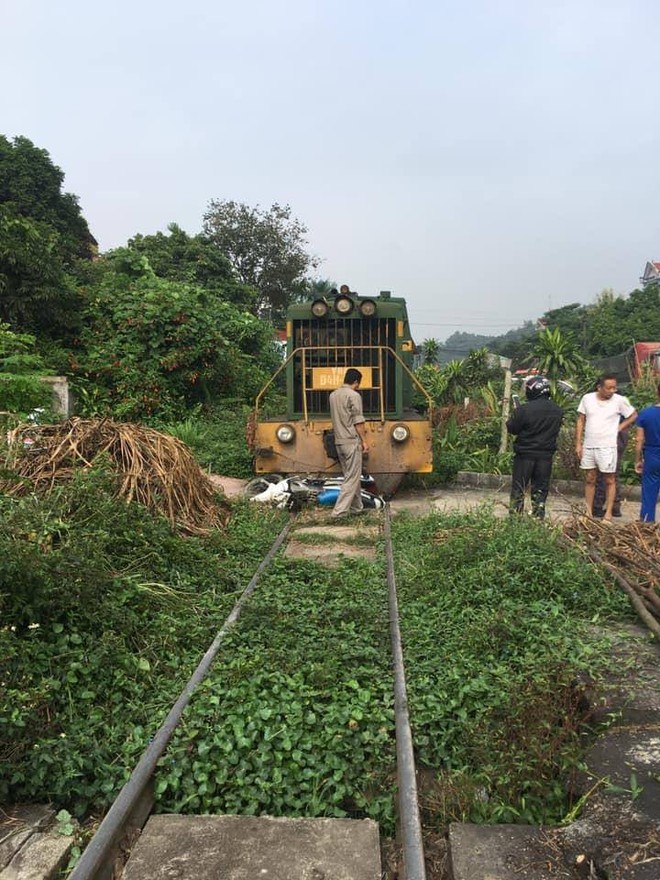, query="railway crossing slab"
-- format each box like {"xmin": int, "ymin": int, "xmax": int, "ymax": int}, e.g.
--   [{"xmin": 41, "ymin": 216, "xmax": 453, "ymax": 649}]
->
[
  {"xmin": 0, "ymin": 805, "xmax": 73, "ymax": 880},
  {"xmin": 284, "ymin": 523, "xmax": 379, "ymax": 564},
  {"xmin": 448, "ymin": 823, "xmax": 558, "ymax": 880},
  {"xmin": 121, "ymin": 814, "xmax": 381, "ymax": 880}
]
